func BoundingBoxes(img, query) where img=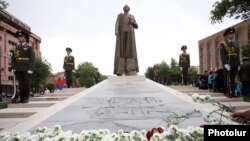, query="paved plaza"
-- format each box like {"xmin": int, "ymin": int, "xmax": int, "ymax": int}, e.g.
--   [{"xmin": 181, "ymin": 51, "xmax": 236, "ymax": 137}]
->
[
  {"xmin": 30, "ymin": 76, "xmax": 205, "ymax": 133},
  {"xmin": 1, "ymin": 75, "xmax": 250, "ymax": 133}
]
